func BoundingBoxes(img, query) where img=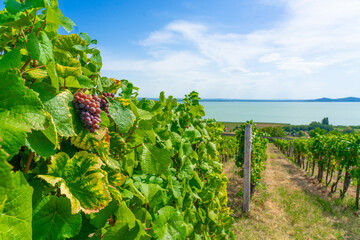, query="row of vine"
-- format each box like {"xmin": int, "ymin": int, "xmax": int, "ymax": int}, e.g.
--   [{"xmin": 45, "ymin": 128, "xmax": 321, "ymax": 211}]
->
[
  {"xmin": 273, "ymin": 134, "xmax": 360, "ymax": 209},
  {"xmin": 235, "ymin": 122, "xmax": 268, "ymax": 194}
]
